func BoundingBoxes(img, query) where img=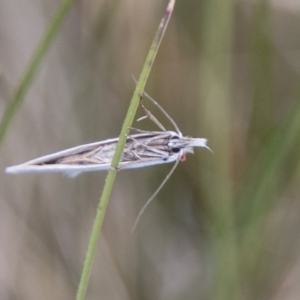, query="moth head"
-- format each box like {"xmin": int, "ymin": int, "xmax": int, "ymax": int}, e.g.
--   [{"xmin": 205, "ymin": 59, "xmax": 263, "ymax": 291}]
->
[{"xmin": 168, "ymin": 136, "xmax": 211, "ymax": 154}]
